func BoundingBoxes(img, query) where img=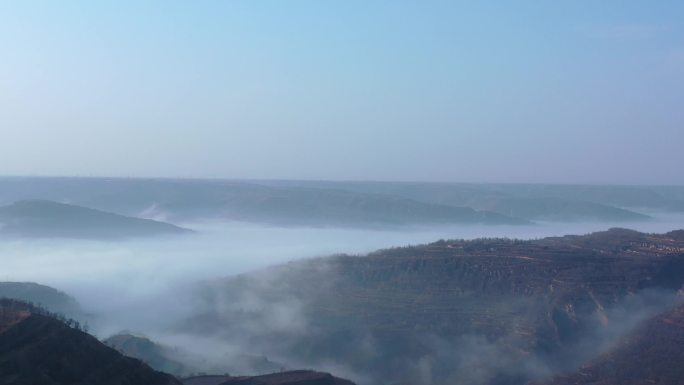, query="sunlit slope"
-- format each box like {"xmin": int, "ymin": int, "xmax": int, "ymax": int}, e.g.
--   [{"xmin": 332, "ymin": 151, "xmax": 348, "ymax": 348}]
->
[{"xmin": 184, "ymin": 229, "xmax": 684, "ymax": 385}]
